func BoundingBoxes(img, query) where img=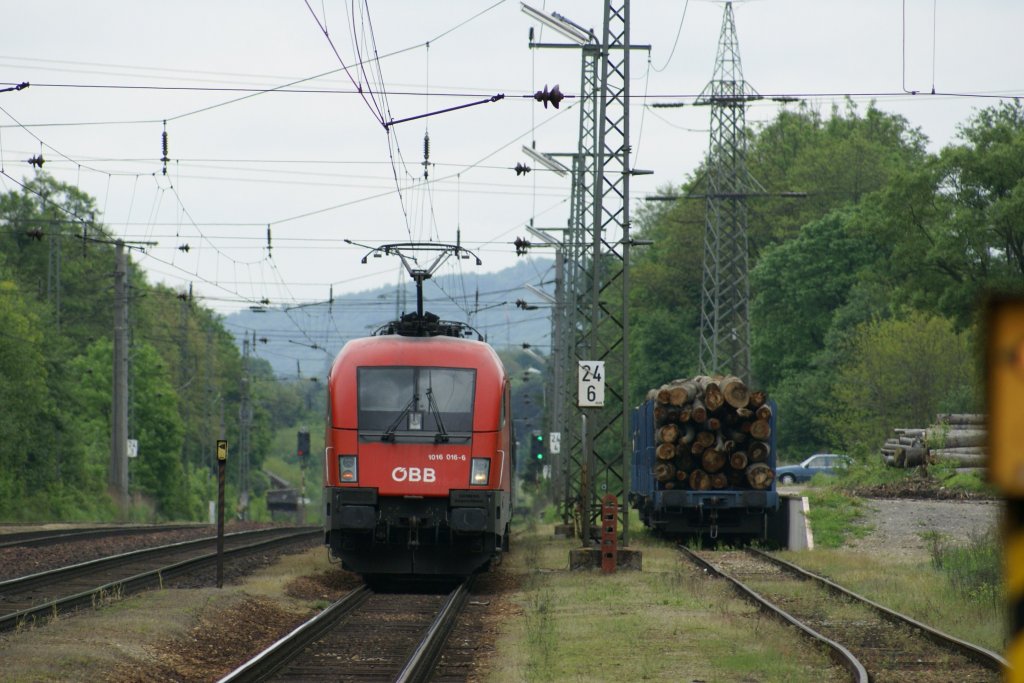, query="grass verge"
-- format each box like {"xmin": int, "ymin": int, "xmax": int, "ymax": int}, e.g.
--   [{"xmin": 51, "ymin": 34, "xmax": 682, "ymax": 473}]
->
[
  {"xmin": 777, "ymin": 542, "xmax": 1005, "ymax": 653},
  {"xmin": 488, "ymin": 522, "xmax": 844, "ymax": 682},
  {"xmin": 804, "ymin": 488, "xmax": 869, "ymax": 548}
]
